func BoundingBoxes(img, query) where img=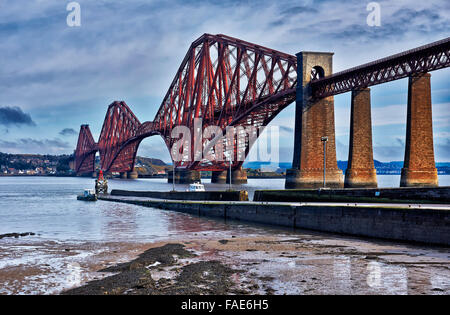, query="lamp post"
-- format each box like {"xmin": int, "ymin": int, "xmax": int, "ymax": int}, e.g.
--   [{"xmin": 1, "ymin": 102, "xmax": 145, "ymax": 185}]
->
[
  {"xmin": 172, "ymin": 159, "xmax": 176, "ymax": 192},
  {"xmin": 321, "ymin": 136, "xmax": 328, "ymax": 188},
  {"xmin": 229, "ymin": 156, "xmax": 232, "ymax": 191},
  {"xmin": 224, "ymin": 151, "xmax": 232, "ymax": 191}
]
